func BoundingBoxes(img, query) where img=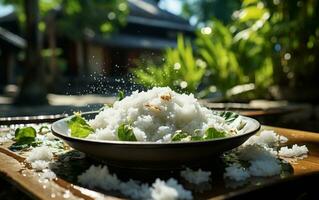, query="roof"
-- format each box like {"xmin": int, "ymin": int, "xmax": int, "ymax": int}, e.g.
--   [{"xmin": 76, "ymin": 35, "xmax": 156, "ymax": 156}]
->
[
  {"xmin": 127, "ymin": 0, "xmax": 194, "ymax": 32},
  {"xmin": 0, "ymin": 26, "xmax": 26, "ymax": 49},
  {"xmin": 0, "ymin": 7, "xmax": 25, "ymax": 49},
  {"xmin": 0, "ymin": 1, "xmax": 193, "ymax": 50},
  {"xmin": 87, "ymin": 0, "xmax": 195, "ymax": 50},
  {"xmin": 89, "ymin": 33, "xmax": 176, "ymax": 50}
]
